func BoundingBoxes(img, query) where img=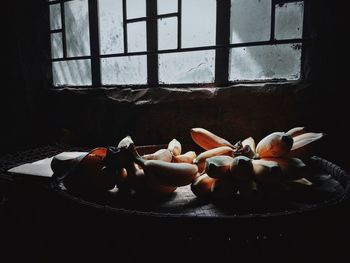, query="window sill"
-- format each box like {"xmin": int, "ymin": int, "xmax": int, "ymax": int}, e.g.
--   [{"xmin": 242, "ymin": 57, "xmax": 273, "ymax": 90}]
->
[{"xmin": 49, "ymin": 81, "xmax": 310, "ymax": 106}]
